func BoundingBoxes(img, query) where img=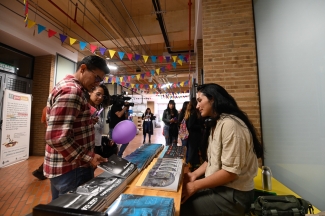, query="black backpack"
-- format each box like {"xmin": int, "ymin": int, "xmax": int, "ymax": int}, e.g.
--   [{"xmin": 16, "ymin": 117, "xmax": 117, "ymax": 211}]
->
[{"xmin": 252, "ymin": 195, "xmax": 314, "ymax": 216}]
